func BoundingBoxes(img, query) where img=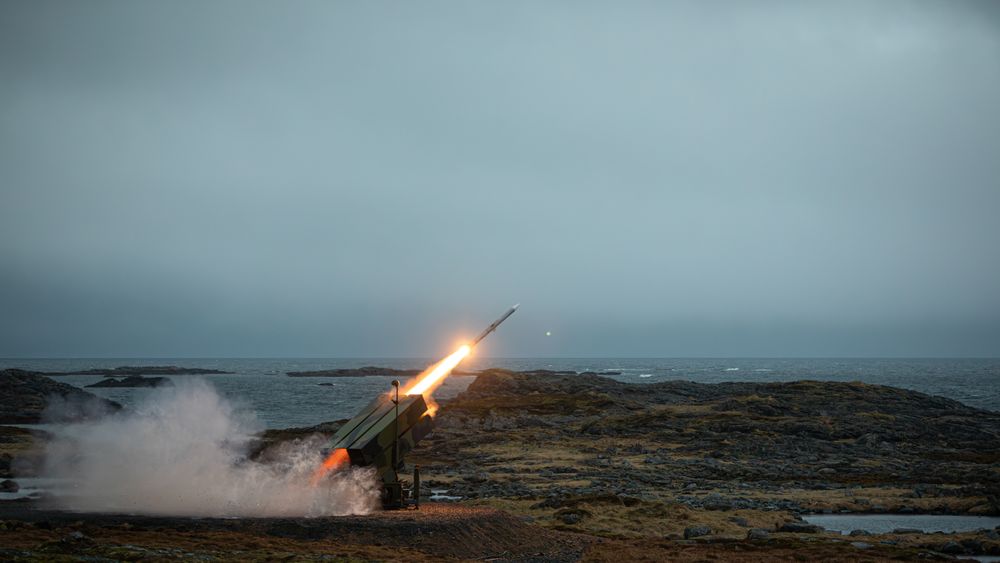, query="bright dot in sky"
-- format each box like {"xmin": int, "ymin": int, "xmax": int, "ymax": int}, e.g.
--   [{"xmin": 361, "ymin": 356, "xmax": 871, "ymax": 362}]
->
[{"xmin": 545, "ymin": 331, "xmax": 552, "ymax": 336}]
